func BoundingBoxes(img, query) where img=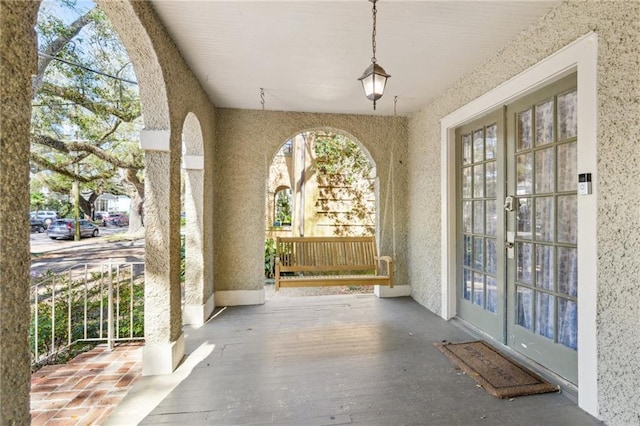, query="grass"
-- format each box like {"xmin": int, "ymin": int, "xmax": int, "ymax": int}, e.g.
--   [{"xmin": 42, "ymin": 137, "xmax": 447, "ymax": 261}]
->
[{"xmin": 103, "ymin": 229, "xmax": 145, "ymax": 243}]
